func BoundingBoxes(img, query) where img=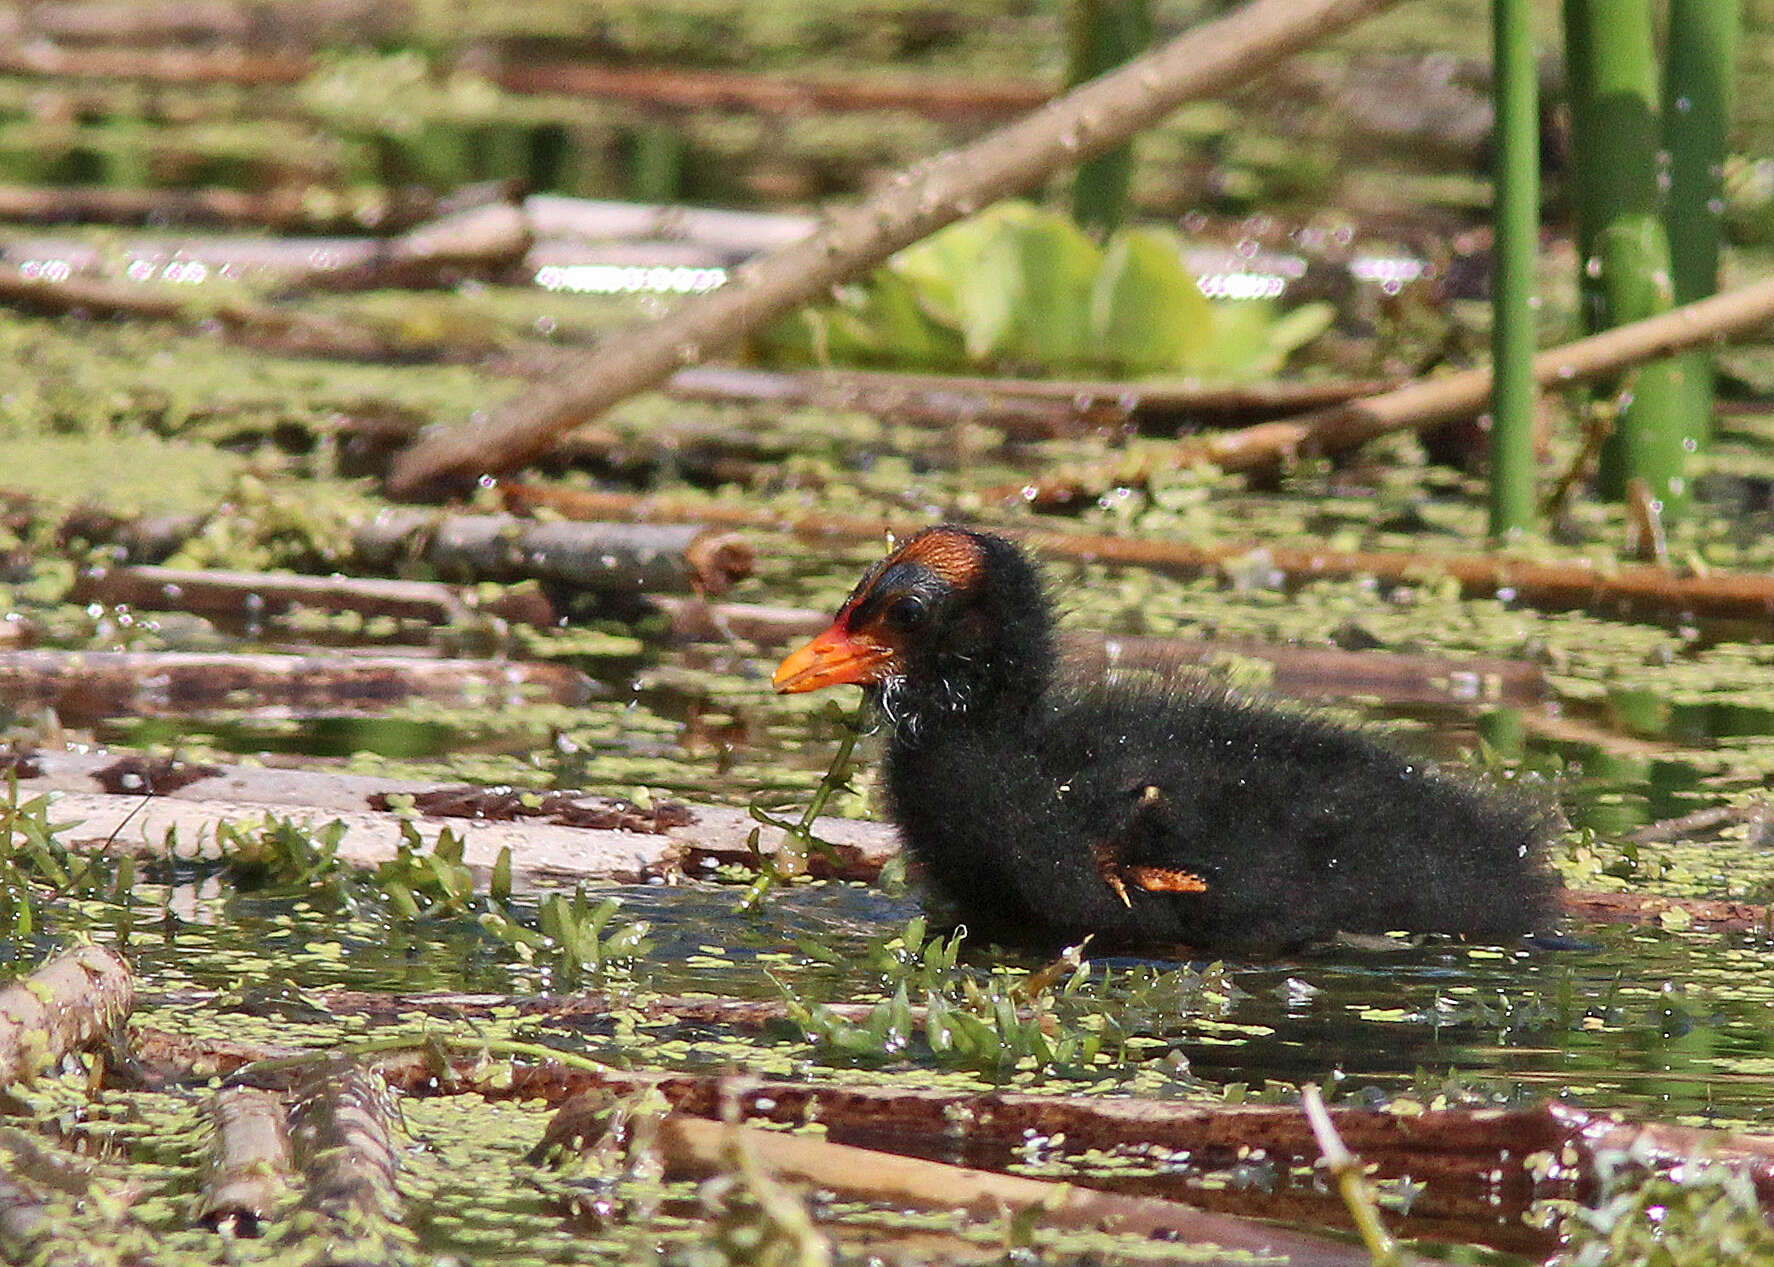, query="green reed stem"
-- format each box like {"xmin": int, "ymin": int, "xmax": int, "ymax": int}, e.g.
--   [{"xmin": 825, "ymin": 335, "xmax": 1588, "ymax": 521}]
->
[{"xmin": 1488, "ymin": 0, "xmax": 1541, "ymax": 539}]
